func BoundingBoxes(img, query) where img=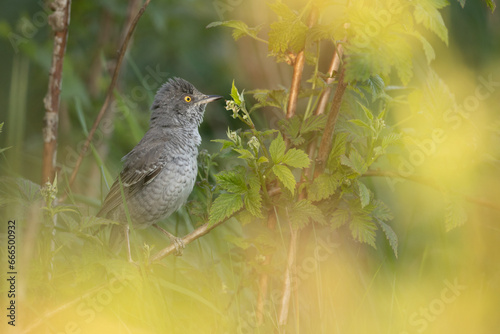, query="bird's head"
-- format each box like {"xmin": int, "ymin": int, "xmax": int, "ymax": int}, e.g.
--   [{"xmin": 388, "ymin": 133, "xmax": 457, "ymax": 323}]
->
[{"xmin": 150, "ymin": 77, "xmax": 222, "ymax": 128}]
